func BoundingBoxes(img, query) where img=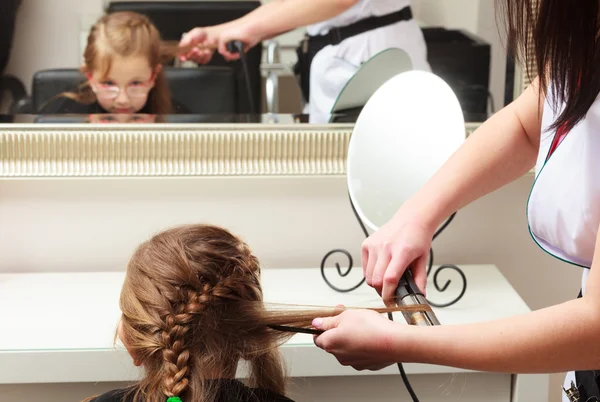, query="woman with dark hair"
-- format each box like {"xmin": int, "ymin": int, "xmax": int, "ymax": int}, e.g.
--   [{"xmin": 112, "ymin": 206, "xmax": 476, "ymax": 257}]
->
[{"xmin": 311, "ymin": 1, "xmax": 600, "ymax": 401}]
